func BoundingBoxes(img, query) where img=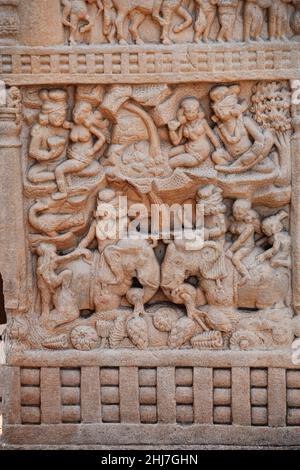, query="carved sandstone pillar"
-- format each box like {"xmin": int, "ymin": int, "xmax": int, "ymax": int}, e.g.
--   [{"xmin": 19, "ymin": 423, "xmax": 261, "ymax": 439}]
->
[
  {"xmin": 0, "ymin": 85, "xmax": 27, "ymax": 311},
  {"xmin": 0, "ymin": 0, "xmax": 20, "ymax": 45},
  {"xmin": 291, "ymin": 80, "xmax": 300, "ymax": 314},
  {"xmin": 19, "ymin": 0, "xmax": 64, "ymax": 46}
]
